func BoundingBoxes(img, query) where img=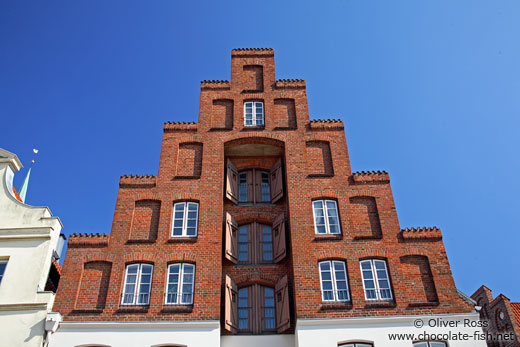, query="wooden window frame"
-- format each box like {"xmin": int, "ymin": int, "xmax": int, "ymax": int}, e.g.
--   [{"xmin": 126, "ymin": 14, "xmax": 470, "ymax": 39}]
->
[
  {"xmin": 318, "ymin": 260, "xmax": 350, "ymax": 302},
  {"xmin": 237, "ymin": 284, "xmax": 277, "ymax": 334},
  {"xmin": 360, "ymin": 259, "xmax": 393, "ymax": 301},
  {"xmin": 237, "ymin": 223, "xmax": 273, "ymax": 264},
  {"xmin": 312, "ymin": 199, "xmax": 342, "ymax": 235},
  {"xmin": 121, "ymin": 263, "xmax": 153, "ymax": 306},
  {"xmin": 171, "ymin": 202, "xmax": 199, "ymax": 237},
  {"xmin": 244, "ymin": 101, "xmax": 264, "ymax": 127},
  {"xmin": 238, "ymin": 168, "xmax": 271, "ymax": 204},
  {"xmin": 165, "ymin": 263, "xmax": 195, "ymax": 305}
]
